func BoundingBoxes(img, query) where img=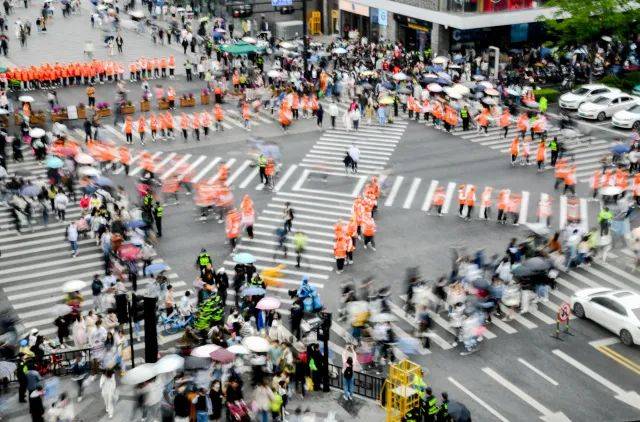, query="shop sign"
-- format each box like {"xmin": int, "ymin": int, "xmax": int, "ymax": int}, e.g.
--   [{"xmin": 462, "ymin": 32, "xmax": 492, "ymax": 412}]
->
[{"xmin": 339, "ymin": 0, "xmax": 370, "ymax": 17}]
